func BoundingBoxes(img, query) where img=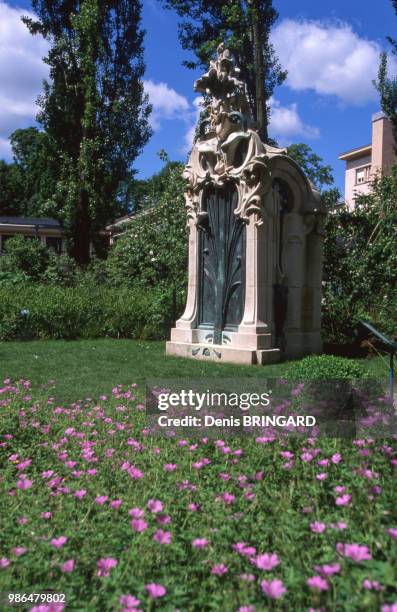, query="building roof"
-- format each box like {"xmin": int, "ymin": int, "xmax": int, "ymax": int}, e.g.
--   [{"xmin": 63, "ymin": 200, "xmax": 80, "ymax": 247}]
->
[
  {"xmin": 0, "ymin": 217, "xmax": 62, "ymax": 229},
  {"xmin": 105, "ymin": 206, "xmax": 156, "ymax": 232},
  {"xmin": 338, "ymin": 144, "xmax": 372, "ymax": 161}
]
